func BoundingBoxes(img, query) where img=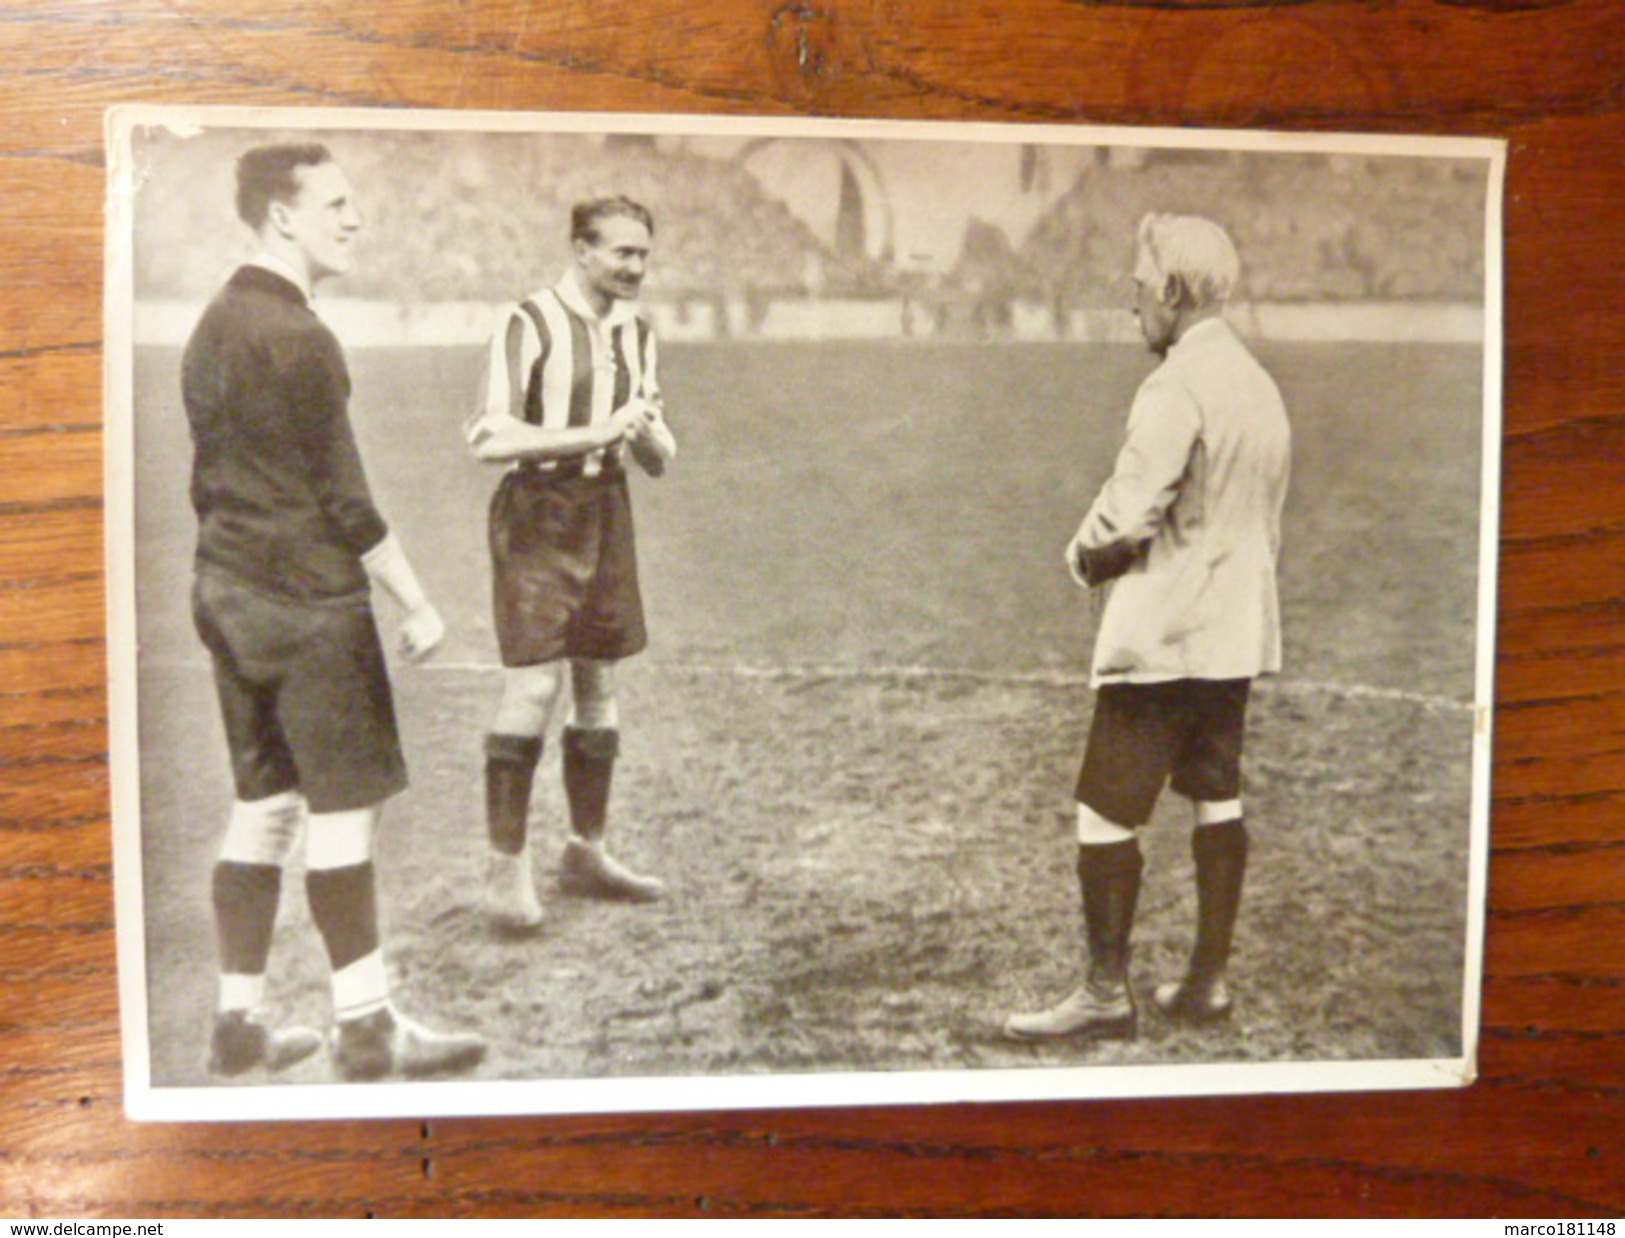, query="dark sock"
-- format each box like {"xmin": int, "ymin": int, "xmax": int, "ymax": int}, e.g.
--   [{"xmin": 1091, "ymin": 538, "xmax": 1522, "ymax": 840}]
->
[
  {"xmin": 211, "ymin": 860, "xmax": 282, "ymax": 978},
  {"xmin": 485, "ymin": 733, "xmax": 543, "ymax": 855},
  {"xmin": 562, "ymin": 726, "xmax": 618, "ymax": 842},
  {"xmin": 1075, "ymin": 837, "xmax": 1143, "ymax": 991},
  {"xmin": 1190, "ymin": 818, "xmax": 1248, "ymax": 982},
  {"xmin": 305, "ymin": 863, "xmax": 380, "ymax": 973}
]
